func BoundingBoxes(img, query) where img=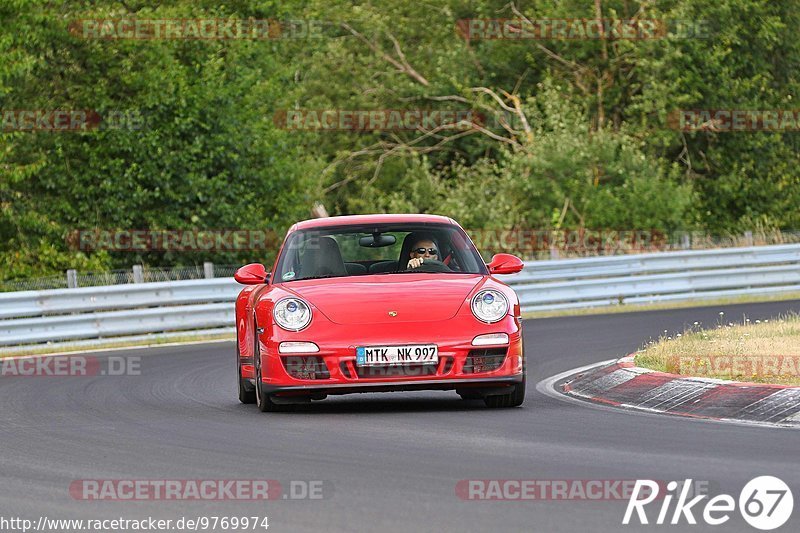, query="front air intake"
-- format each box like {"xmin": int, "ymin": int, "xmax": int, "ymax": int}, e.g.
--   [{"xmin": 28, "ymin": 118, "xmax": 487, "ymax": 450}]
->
[
  {"xmin": 282, "ymin": 356, "xmax": 330, "ymax": 380},
  {"xmin": 463, "ymin": 348, "xmax": 507, "ymax": 373}
]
